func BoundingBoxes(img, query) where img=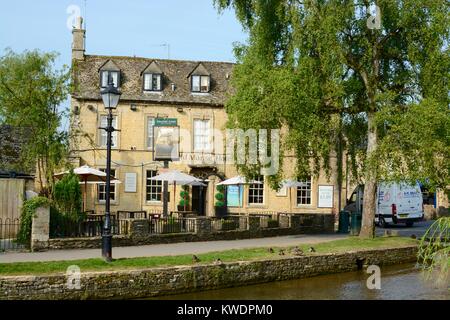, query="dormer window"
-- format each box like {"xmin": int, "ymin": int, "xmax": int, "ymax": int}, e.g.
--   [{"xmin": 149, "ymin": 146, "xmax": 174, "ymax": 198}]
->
[
  {"xmin": 143, "ymin": 73, "xmax": 162, "ymax": 91},
  {"xmin": 100, "ymin": 70, "xmax": 120, "ymax": 88},
  {"xmin": 191, "ymin": 75, "xmax": 210, "ymax": 93}
]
